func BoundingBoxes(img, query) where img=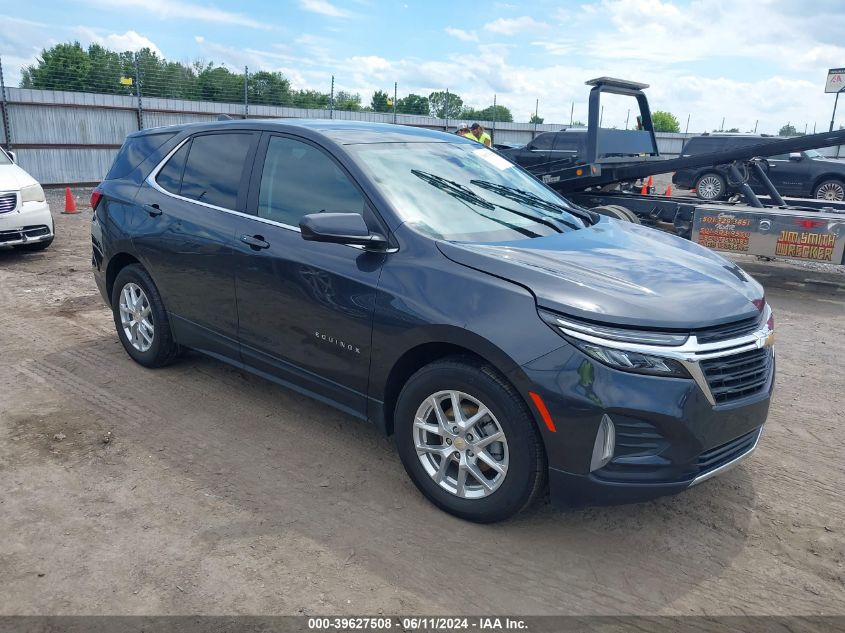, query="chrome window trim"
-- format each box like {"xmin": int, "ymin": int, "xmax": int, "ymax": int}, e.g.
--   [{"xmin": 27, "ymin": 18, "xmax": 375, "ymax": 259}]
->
[
  {"xmin": 147, "ymin": 136, "xmax": 304, "ymax": 235},
  {"xmin": 689, "ymin": 427, "xmax": 762, "ymax": 487},
  {"xmin": 146, "ymin": 135, "xmax": 396, "ymax": 252},
  {"xmin": 554, "ymin": 305, "xmax": 774, "ymax": 406}
]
